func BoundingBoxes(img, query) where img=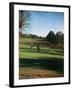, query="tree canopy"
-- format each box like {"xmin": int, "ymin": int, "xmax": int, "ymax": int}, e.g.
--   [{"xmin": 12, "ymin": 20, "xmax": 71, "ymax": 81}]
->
[
  {"xmin": 46, "ymin": 31, "xmax": 56, "ymax": 43},
  {"xmin": 45, "ymin": 31, "xmax": 64, "ymax": 45},
  {"xmin": 55, "ymin": 31, "xmax": 64, "ymax": 44}
]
